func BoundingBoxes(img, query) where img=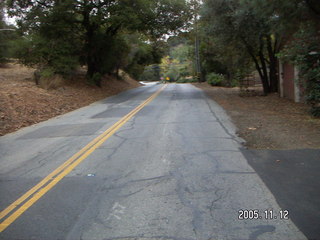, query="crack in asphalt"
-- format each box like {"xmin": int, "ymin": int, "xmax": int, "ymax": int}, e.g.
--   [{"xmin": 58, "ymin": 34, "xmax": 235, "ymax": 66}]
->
[
  {"xmin": 203, "ymin": 94, "xmax": 243, "ymax": 145},
  {"xmin": 170, "ymin": 158, "xmax": 204, "ymax": 239},
  {"xmin": 9, "ymin": 84, "xmax": 301, "ymax": 240},
  {"xmin": 209, "ymin": 188, "xmax": 224, "ymax": 219},
  {"xmin": 100, "ymin": 175, "xmax": 172, "ymax": 194},
  {"xmin": 11, "ymin": 140, "xmax": 77, "ymax": 177}
]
